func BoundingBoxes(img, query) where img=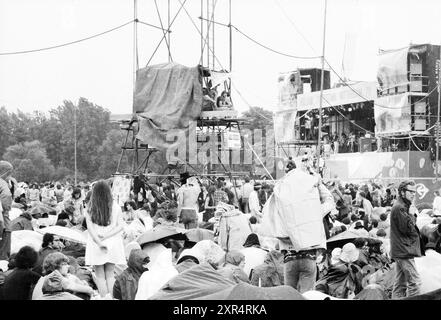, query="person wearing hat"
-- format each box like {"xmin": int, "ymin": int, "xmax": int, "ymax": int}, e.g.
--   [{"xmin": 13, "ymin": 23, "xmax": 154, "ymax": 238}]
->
[
  {"xmin": 0, "ymin": 160, "xmax": 13, "ymax": 260},
  {"xmin": 239, "ymin": 176, "xmax": 253, "ymax": 214},
  {"xmin": 390, "ymin": 180, "xmax": 422, "ymax": 299}
]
